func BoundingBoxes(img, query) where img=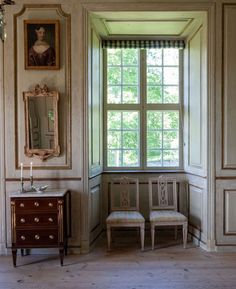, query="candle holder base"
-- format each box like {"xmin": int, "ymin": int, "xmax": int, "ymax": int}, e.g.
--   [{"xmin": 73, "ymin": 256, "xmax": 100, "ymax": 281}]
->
[
  {"xmin": 30, "ymin": 176, "xmax": 34, "ymax": 190},
  {"xmin": 20, "ymin": 181, "xmax": 25, "ymax": 193}
]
